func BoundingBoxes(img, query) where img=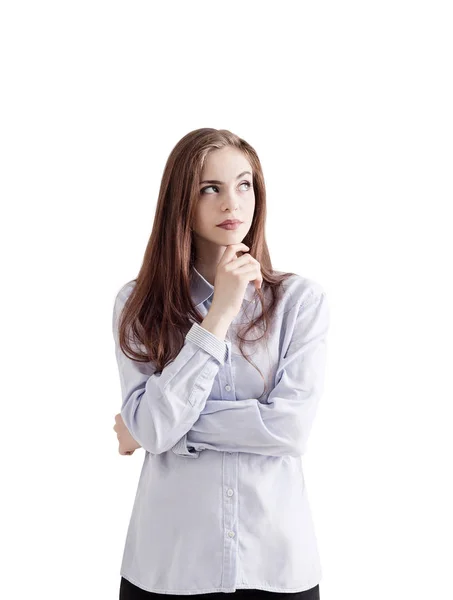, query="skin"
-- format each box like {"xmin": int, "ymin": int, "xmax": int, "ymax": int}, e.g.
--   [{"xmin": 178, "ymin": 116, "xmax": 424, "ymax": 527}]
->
[{"xmin": 113, "ymin": 146, "xmax": 256, "ymax": 455}]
